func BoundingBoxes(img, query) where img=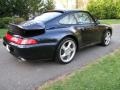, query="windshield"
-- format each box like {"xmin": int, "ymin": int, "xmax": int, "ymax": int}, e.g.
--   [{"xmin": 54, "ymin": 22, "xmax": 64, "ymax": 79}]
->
[{"xmin": 34, "ymin": 12, "xmax": 62, "ymax": 22}]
